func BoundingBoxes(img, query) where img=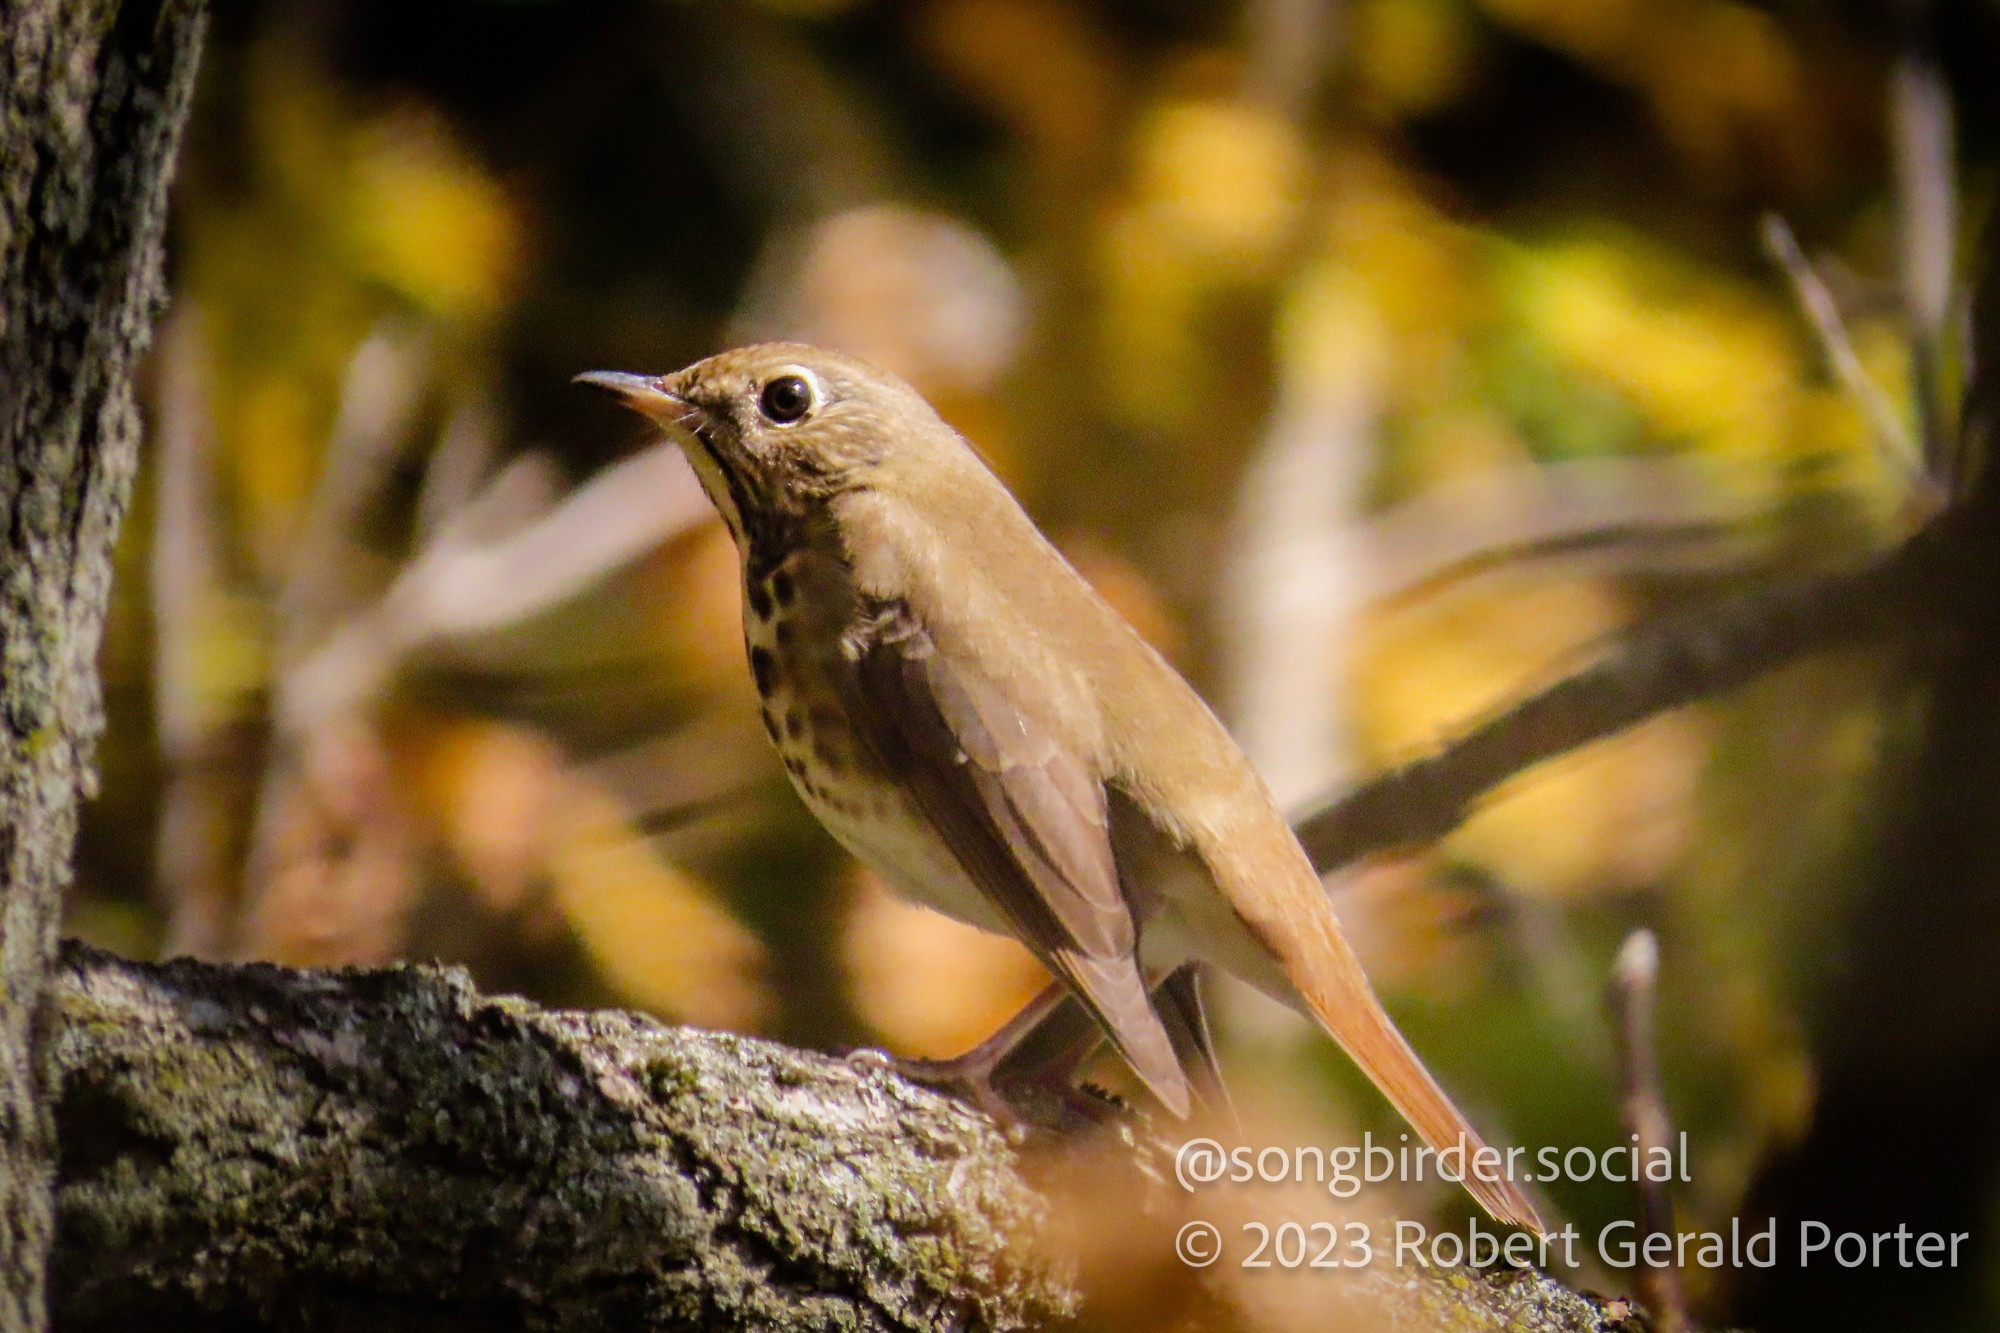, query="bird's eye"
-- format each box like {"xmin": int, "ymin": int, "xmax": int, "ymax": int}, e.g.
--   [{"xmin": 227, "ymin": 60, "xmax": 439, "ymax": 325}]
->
[{"xmin": 758, "ymin": 374, "xmax": 816, "ymax": 424}]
